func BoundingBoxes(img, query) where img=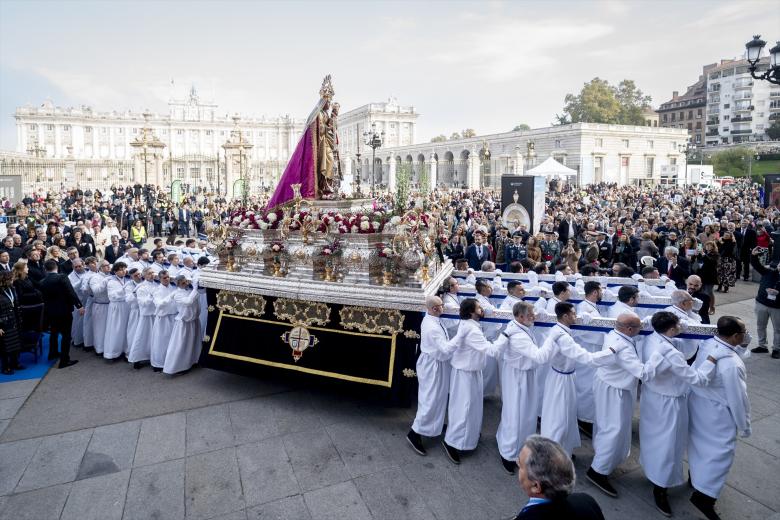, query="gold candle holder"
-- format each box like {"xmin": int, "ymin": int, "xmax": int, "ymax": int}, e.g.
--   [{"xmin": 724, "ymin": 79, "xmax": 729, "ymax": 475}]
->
[
  {"xmin": 324, "ymin": 266, "xmax": 334, "ymax": 281},
  {"xmin": 382, "ymin": 270, "xmax": 393, "ymax": 286}
]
